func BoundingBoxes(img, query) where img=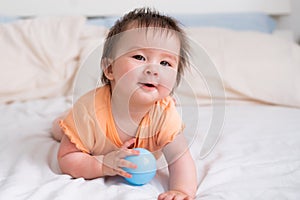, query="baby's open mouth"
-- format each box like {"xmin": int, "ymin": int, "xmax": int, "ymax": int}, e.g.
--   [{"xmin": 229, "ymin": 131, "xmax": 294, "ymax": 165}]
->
[
  {"xmin": 143, "ymin": 83, "xmax": 155, "ymax": 87},
  {"xmin": 139, "ymin": 82, "xmax": 157, "ymax": 89}
]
